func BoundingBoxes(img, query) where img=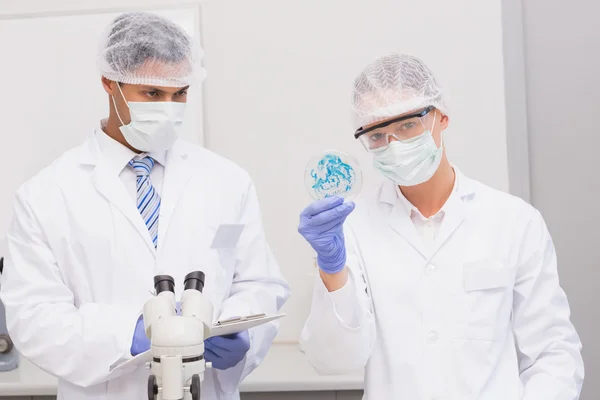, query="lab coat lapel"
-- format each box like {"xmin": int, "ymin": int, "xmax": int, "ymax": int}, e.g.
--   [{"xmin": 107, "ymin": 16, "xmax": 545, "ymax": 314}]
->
[
  {"xmin": 431, "ymin": 169, "xmax": 475, "ymax": 256},
  {"xmin": 91, "ymin": 156, "xmax": 157, "ymax": 255},
  {"xmin": 380, "ymin": 182, "xmax": 429, "ymax": 259},
  {"xmin": 157, "ymin": 141, "xmax": 193, "ymax": 249},
  {"xmin": 431, "ymin": 193, "xmax": 465, "ymax": 255},
  {"xmin": 81, "ymin": 134, "xmax": 156, "ymax": 255}
]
